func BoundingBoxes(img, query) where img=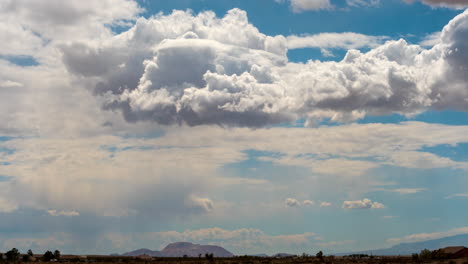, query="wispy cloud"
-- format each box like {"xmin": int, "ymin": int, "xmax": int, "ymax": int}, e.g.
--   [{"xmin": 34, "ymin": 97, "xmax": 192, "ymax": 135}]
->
[
  {"xmin": 391, "ymin": 188, "xmax": 426, "ymax": 194},
  {"xmin": 445, "ymin": 193, "xmax": 468, "ymax": 199},
  {"xmin": 47, "ymin": 210, "xmax": 80, "ymax": 217},
  {"xmin": 287, "ymin": 32, "xmax": 389, "ymax": 50},
  {"xmin": 404, "ymin": 0, "xmax": 468, "ymax": 9},
  {"xmin": 388, "ymin": 227, "xmax": 468, "ymax": 244}
]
